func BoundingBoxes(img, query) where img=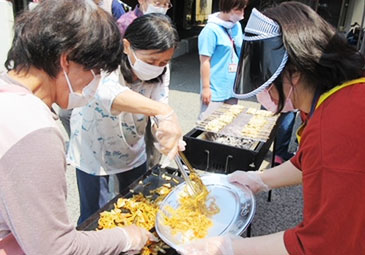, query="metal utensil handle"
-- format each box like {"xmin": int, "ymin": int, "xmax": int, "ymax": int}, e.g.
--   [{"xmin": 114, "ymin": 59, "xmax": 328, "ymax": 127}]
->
[
  {"xmin": 174, "ymin": 155, "xmax": 196, "ymax": 195},
  {"xmin": 153, "ymin": 116, "xmax": 196, "ymax": 194},
  {"xmin": 178, "ymin": 151, "xmax": 196, "ymax": 174}
]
